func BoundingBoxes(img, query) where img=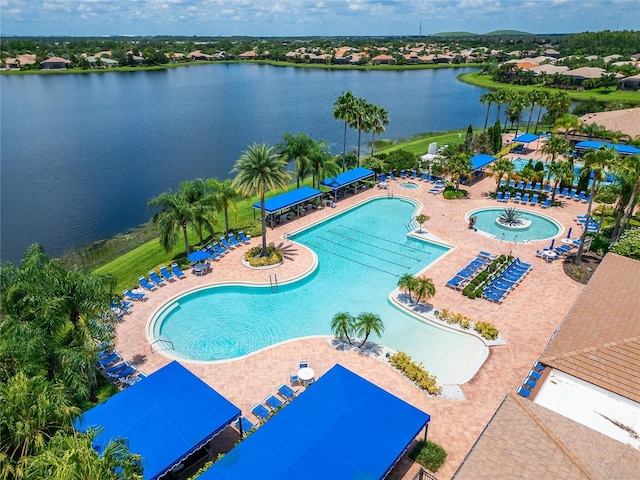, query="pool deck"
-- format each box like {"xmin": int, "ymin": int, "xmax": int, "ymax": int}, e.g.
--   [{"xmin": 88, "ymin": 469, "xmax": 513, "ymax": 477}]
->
[{"xmin": 114, "ymin": 148, "xmax": 591, "ymax": 478}]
